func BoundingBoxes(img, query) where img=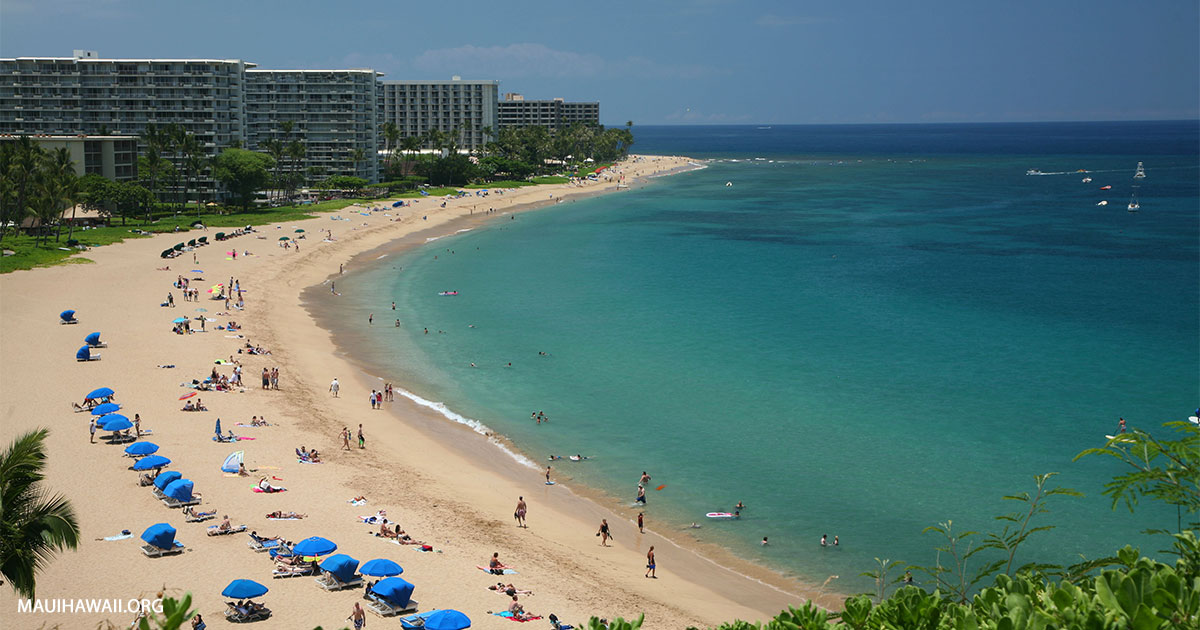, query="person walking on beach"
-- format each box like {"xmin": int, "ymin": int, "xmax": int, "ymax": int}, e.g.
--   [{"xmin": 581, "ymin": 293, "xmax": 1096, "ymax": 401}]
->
[
  {"xmin": 89, "ymin": 417, "xmax": 96, "ymax": 444},
  {"xmin": 369, "ymin": 313, "xmax": 373, "ymax": 325},
  {"xmin": 514, "ymin": 496, "xmax": 527, "ymax": 528},
  {"xmin": 637, "ymin": 512, "xmax": 644, "ymax": 533},
  {"xmin": 645, "ymin": 546, "xmax": 656, "ymax": 578},
  {"xmin": 597, "ymin": 519, "xmax": 612, "ymax": 546},
  {"xmin": 272, "ymin": 367, "xmax": 279, "ymax": 390},
  {"xmin": 341, "ymin": 427, "xmax": 351, "ymax": 450},
  {"xmin": 134, "ymin": 413, "xmax": 141, "ymax": 437},
  {"xmin": 167, "ymin": 292, "xmax": 174, "ymax": 307},
  {"xmin": 545, "ymin": 466, "xmax": 552, "ymax": 484},
  {"xmin": 262, "ymin": 368, "xmax": 269, "ymax": 390},
  {"xmin": 369, "ymin": 390, "xmax": 377, "ymax": 410},
  {"xmin": 329, "ymin": 378, "xmax": 340, "ymax": 397},
  {"xmin": 349, "ymin": 602, "xmax": 365, "ymax": 630},
  {"xmin": 357, "ymin": 424, "xmax": 365, "ymax": 449}
]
